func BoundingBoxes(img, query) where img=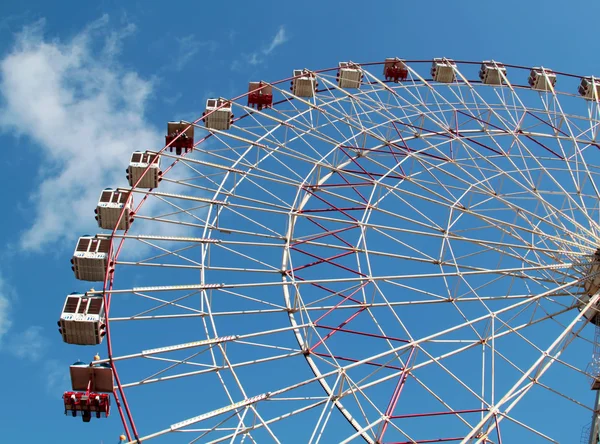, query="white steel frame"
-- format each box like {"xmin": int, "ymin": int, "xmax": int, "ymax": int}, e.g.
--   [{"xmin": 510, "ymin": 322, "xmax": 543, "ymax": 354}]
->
[{"xmin": 78, "ymin": 60, "xmax": 600, "ymax": 443}]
